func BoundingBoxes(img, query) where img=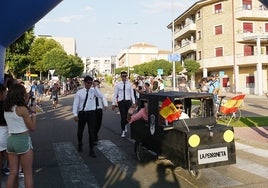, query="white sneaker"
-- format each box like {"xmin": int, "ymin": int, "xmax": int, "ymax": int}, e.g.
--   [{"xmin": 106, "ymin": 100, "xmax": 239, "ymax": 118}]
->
[
  {"xmin": 121, "ymin": 131, "xmax": 126, "ymax": 138},
  {"xmin": 125, "ymin": 124, "xmax": 128, "ymax": 132}
]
